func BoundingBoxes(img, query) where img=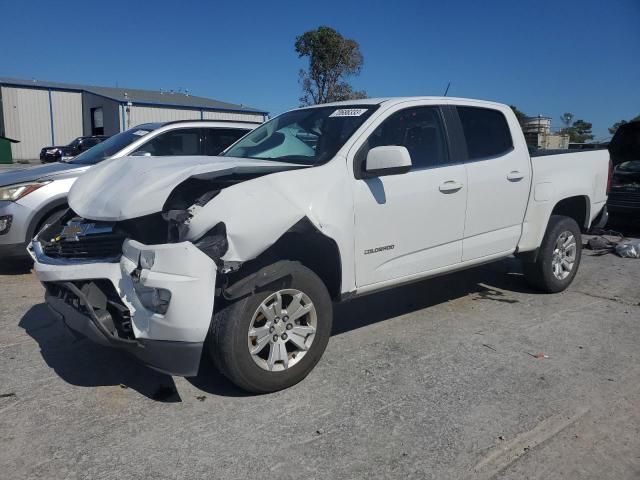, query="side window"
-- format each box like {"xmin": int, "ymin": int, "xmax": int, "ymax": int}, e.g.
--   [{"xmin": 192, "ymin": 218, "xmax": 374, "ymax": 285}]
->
[
  {"xmin": 203, "ymin": 128, "xmax": 249, "ymax": 155},
  {"xmin": 457, "ymin": 107, "xmax": 513, "ymax": 160},
  {"xmin": 359, "ymin": 107, "xmax": 449, "ymax": 170},
  {"xmin": 136, "ymin": 128, "xmax": 201, "ymax": 156}
]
